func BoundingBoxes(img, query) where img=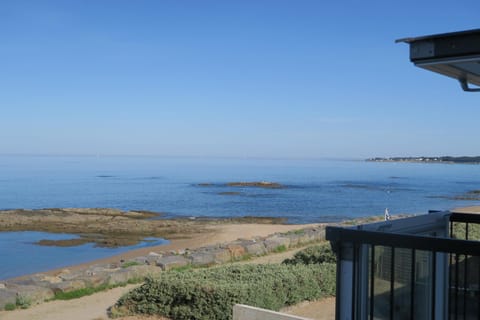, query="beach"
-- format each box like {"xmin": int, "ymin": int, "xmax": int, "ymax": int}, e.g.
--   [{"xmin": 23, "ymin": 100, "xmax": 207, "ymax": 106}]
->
[{"xmin": 0, "ymin": 220, "xmax": 327, "ymax": 320}]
